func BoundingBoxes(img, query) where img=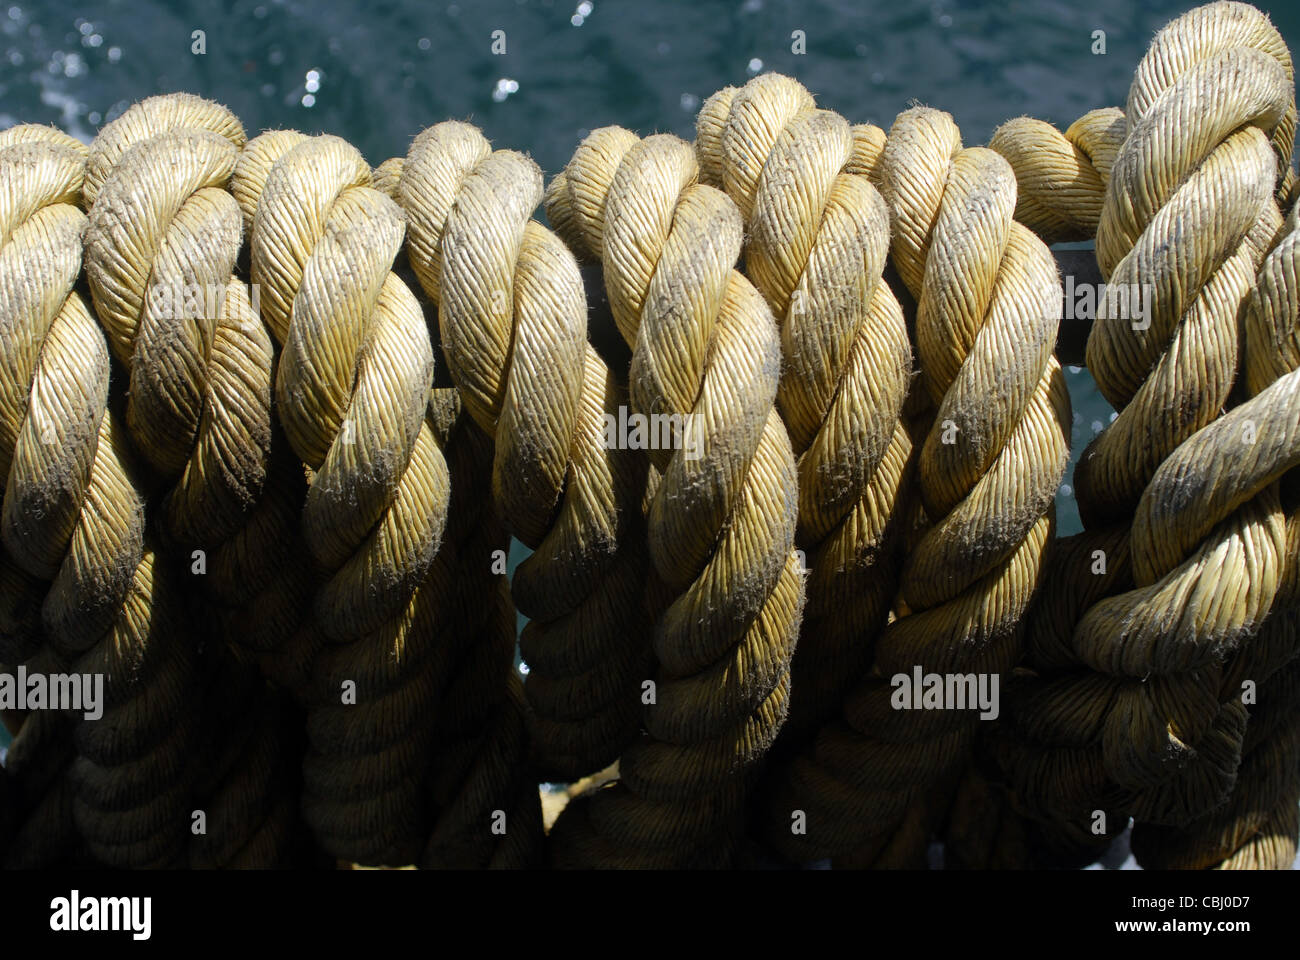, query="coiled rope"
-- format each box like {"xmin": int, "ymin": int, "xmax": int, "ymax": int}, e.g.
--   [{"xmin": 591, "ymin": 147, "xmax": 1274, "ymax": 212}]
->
[
  {"xmin": 392, "ymin": 122, "xmax": 651, "ymax": 781},
  {"xmin": 544, "ymin": 127, "xmax": 805, "ymax": 867},
  {"xmin": 0, "ymin": 123, "xmax": 193, "ymax": 867},
  {"xmin": 695, "ymin": 74, "xmax": 913, "ymax": 747},
  {"xmin": 2, "ymin": 0, "xmax": 1299, "ymax": 872},
  {"xmin": 760, "ymin": 104, "xmax": 1071, "ymax": 867}
]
